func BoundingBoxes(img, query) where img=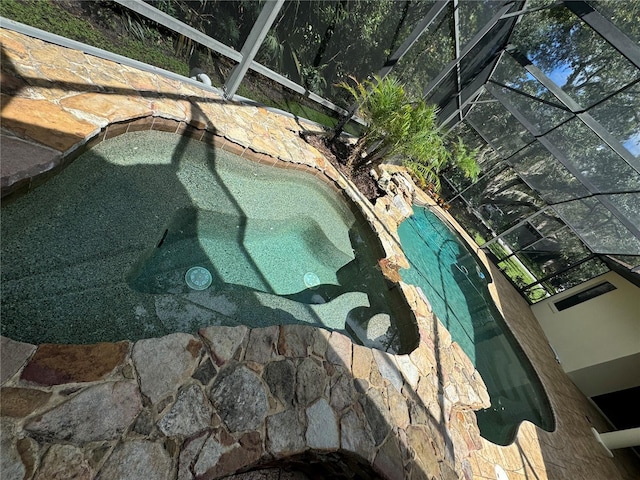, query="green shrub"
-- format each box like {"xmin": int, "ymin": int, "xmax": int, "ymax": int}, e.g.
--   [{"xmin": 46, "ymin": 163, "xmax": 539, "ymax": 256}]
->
[{"xmin": 337, "ymin": 75, "xmax": 480, "ymax": 190}]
